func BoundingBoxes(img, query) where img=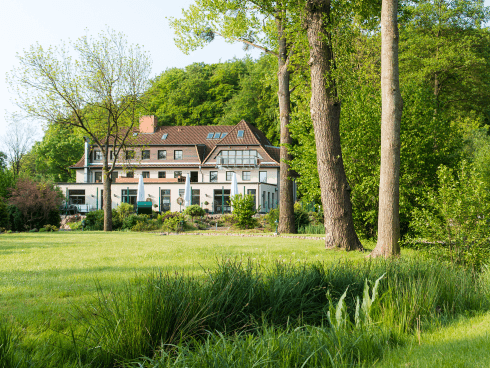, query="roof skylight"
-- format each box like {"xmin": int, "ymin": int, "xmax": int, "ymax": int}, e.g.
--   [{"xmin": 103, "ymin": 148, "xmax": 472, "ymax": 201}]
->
[
  {"xmin": 207, "ymin": 132, "xmax": 214, "ymax": 139},
  {"xmin": 237, "ymin": 130, "xmax": 244, "ymax": 138},
  {"xmin": 220, "ymin": 132, "xmax": 227, "ymax": 138},
  {"xmin": 213, "ymin": 132, "xmax": 221, "ymax": 139},
  {"xmin": 161, "ymin": 133, "xmax": 168, "ymax": 140}
]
